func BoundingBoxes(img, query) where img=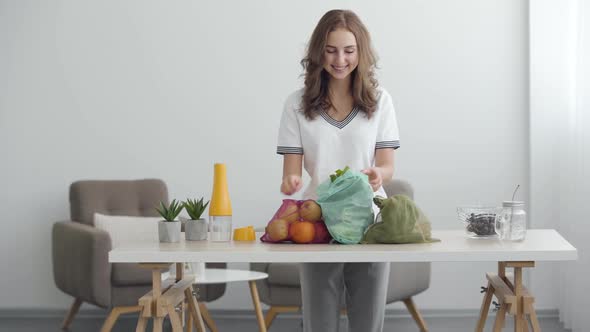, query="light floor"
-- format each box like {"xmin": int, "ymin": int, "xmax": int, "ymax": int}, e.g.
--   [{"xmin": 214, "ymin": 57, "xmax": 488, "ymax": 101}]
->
[{"xmin": 0, "ymin": 313, "xmax": 569, "ymax": 332}]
